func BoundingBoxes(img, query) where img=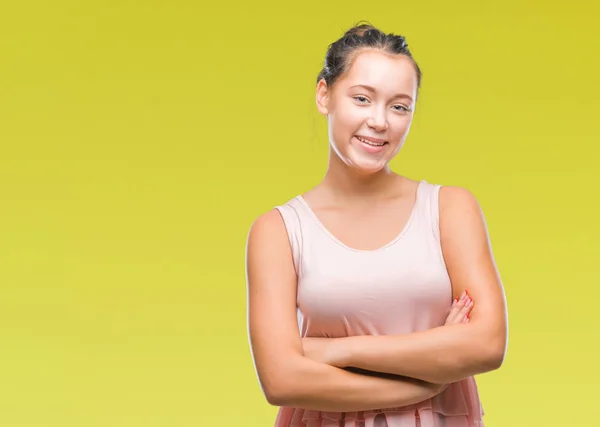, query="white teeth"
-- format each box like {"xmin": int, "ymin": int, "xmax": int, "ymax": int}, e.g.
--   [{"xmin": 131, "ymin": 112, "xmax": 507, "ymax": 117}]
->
[{"xmin": 356, "ymin": 136, "xmax": 386, "ymax": 146}]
